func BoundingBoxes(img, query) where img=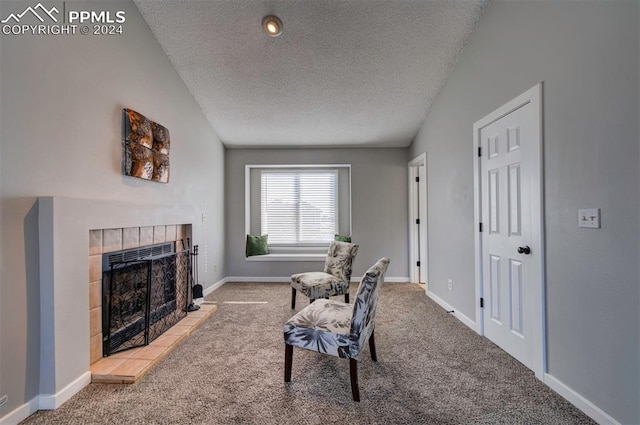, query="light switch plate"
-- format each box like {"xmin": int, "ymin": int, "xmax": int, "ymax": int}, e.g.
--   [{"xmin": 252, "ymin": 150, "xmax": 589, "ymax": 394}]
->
[{"xmin": 578, "ymin": 208, "xmax": 600, "ymax": 228}]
